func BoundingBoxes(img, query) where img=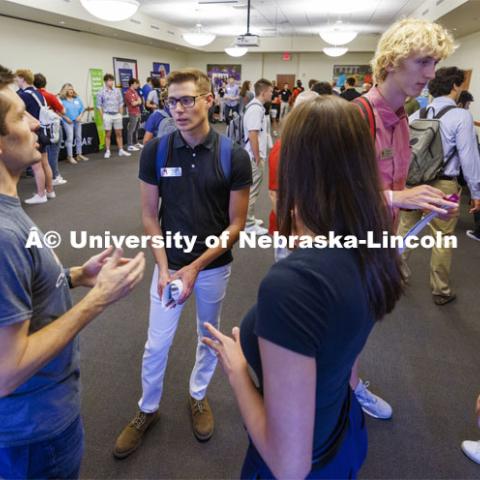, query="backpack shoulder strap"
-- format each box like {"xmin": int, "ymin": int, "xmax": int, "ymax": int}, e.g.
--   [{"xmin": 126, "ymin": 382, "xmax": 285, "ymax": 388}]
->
[
  {"xmin": 434, "ymin": 105, "xmax": 458, "ymax": 119},
  {"xmin": 155, "ymin": 132, "xmax": 174, "ymax": 182},
  {"xmin": 25, "ymin": 89, "xmax": 46, "ymax": 108},
  {"xmin": 418, "ymin": 107, "xmax": 428, "ymax": 119},
  {"xmin": 218, "ymin": 133, "xmax": 233, "ymax": 182},
  {"xmin": 353, "ymin": 96, "xmax": 376, "ymax": 141}
]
